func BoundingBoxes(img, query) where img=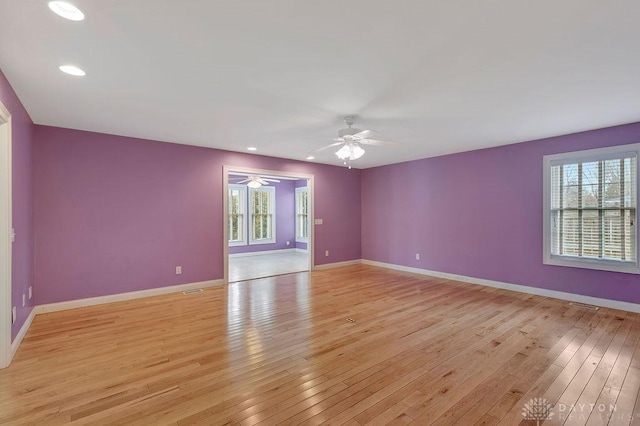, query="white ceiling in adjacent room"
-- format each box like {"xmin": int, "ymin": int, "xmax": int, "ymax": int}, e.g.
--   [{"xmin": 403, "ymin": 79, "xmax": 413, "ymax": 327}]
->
[{"xmin": 1, "ymin": 0, "xmax": 639, "ymax": 168}]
